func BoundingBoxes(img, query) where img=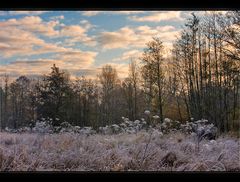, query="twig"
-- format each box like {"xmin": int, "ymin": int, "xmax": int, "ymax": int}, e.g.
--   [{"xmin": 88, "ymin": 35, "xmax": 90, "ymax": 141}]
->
[{"xmin": 140, "ymin": 130, "xmax": 153, "ymax": 167}]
